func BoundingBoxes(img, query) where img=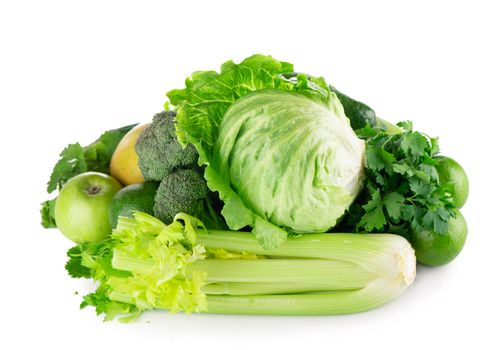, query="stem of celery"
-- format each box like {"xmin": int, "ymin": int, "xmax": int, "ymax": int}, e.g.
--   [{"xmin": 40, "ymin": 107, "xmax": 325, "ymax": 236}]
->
[
  {"xmin": 202, "ymin": 281, "xmax": 359, "ymax": 295},
  {"xmin": 192, "ymin": 259, "xmax": 376, "ymax": 294},
  {"xmin": 109, "ymin": 229, "xmax": 416, "ymax": 315},
  {"xmin": 198, "ymin": 231, "xmax": 415, "ymax": 282},
  {"xmin": 109, "ymin": 278, "xmax": 410, "ymax": 316},
  {"xmin": 112, "ymin": 251, "xmax": 377, "ymax": 295},
  {"xmin": 204, "ymin": 278, "xmax": 409, "ymax": 316}
]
